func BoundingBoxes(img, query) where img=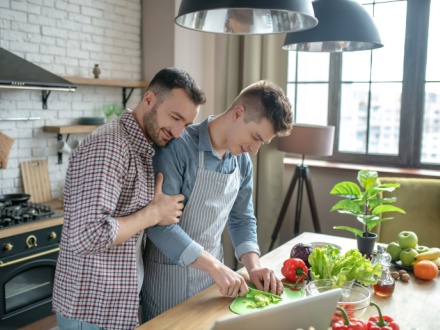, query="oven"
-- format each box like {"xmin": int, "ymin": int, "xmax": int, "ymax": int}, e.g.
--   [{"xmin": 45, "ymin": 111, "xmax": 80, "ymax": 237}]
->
[{"xmin": 0, "ymin": 194, "xmax": 63, "ymax": 329}]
